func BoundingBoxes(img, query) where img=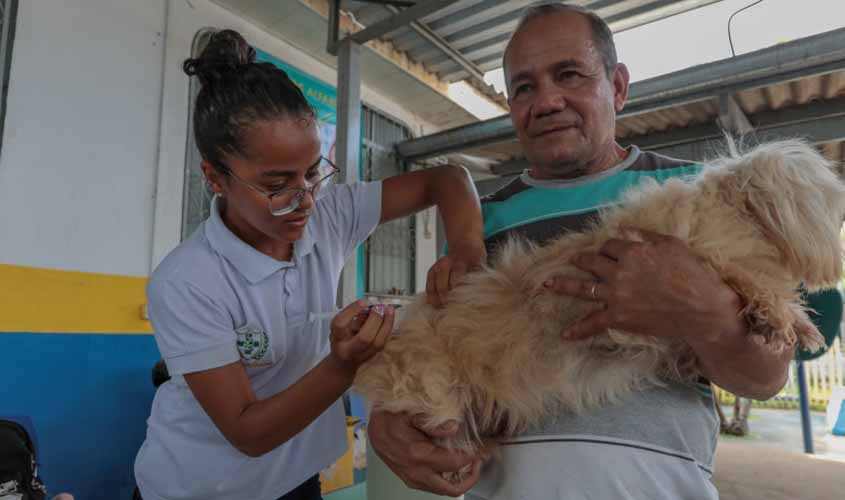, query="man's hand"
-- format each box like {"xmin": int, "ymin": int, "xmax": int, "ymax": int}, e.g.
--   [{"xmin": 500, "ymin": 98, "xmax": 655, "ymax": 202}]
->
[
  {"xmin": 367, "ymin": 411, "xmax": 483, "ymax": 497},
  {"xmin": 426, "ymin": 241, "xmax": 487, "ymax": 307},
  {"xmin": 546, "ymin": 228, "xmax": 793, "ymax": 399},
  {"xmin": 545, "ymin": 228, "xmax": 744, "ymax": 342}
]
